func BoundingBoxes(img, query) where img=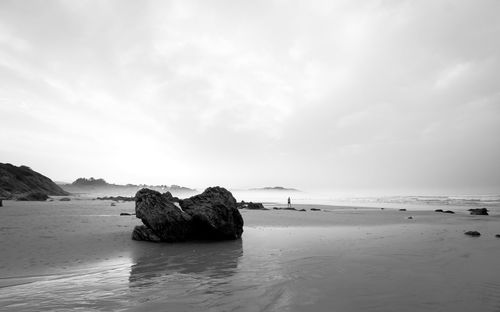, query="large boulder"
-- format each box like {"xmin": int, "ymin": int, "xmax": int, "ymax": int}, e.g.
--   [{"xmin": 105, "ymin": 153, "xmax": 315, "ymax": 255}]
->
[
  {"xmin": 133, "ymin": 187, "xmax": 243, "ymax": 242},
  {"xmin": 134, "ymin": 188, "xmax": 193, "ymax": 242}
]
